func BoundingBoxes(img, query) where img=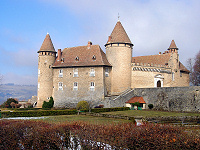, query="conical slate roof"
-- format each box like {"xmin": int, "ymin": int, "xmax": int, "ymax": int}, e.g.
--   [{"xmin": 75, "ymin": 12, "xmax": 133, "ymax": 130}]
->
[
  {"xmin": 168, "ymin": 40, "xmax": 178, "ymax": 50},
  {"xmin": 38, "ymin": 33, "xmax": 56, "ymax": 53},
  {"xmin": 106, "ymin": 21, "xmax": 132, "ymax": 45}
]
